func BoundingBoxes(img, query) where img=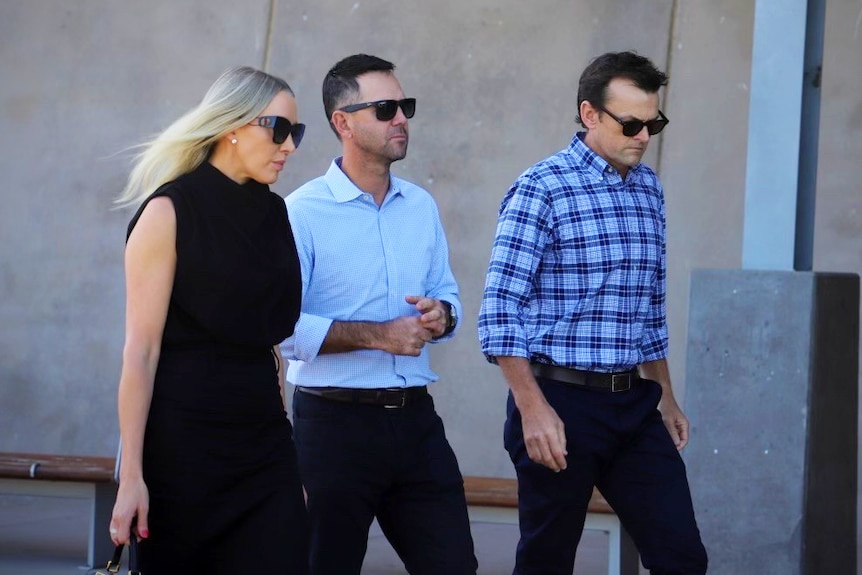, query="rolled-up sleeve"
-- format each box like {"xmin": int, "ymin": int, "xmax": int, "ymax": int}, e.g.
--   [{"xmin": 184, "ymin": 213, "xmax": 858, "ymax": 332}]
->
[{"xmin": 478, "ymin": 175, "xmax": 552, "ymax": 361}]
